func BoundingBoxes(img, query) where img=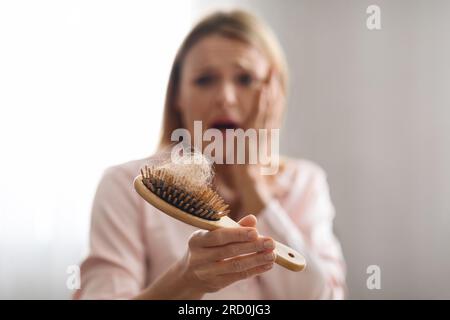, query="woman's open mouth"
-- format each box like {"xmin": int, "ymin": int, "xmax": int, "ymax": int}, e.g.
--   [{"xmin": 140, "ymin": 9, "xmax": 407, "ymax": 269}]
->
[{"xmin": 209, "ymin": 119, "xmax": 240, "ymax": 131}]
